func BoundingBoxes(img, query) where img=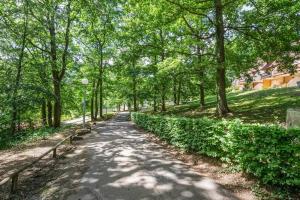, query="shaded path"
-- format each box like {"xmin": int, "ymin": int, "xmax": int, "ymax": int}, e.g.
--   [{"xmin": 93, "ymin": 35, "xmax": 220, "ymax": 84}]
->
[{"xmin": 62, "ymin": 112, "xmax": 237, "ymax": 200}]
